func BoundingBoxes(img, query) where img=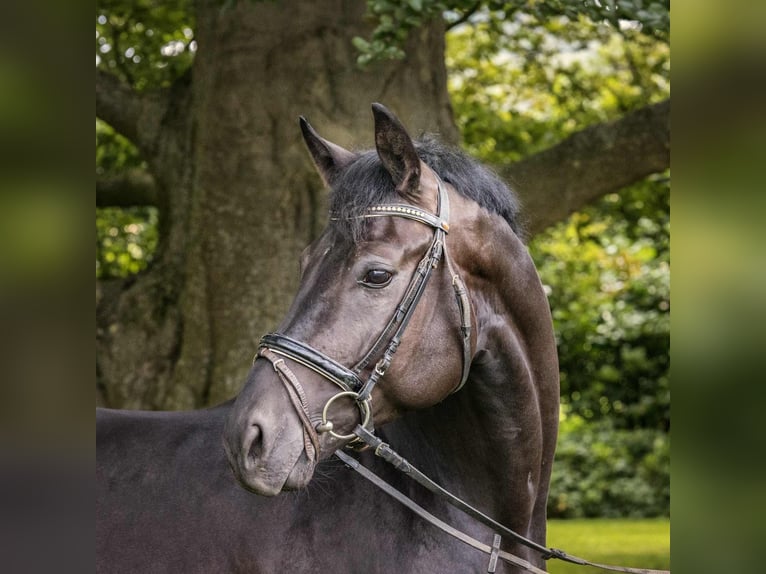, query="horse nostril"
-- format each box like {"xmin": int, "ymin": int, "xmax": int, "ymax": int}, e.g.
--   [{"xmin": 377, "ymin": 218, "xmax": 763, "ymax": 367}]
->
[{"xmin": 246, "ymin": 423, "xmax": 263, "ymax": 464}]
